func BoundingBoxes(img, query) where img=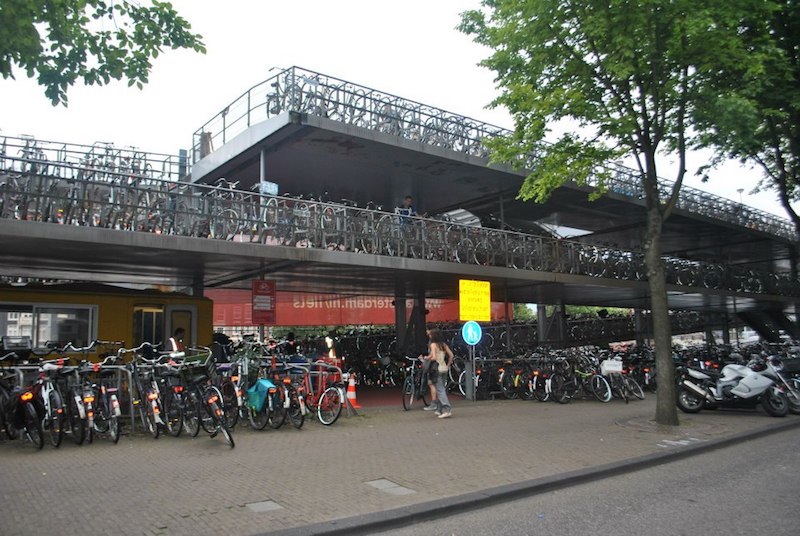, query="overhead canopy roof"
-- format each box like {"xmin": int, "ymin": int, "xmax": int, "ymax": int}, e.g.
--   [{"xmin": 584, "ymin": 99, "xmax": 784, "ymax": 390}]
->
[{"xmin": 191, "ymin": 112, "xmax": 797, "ymax": 275}]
